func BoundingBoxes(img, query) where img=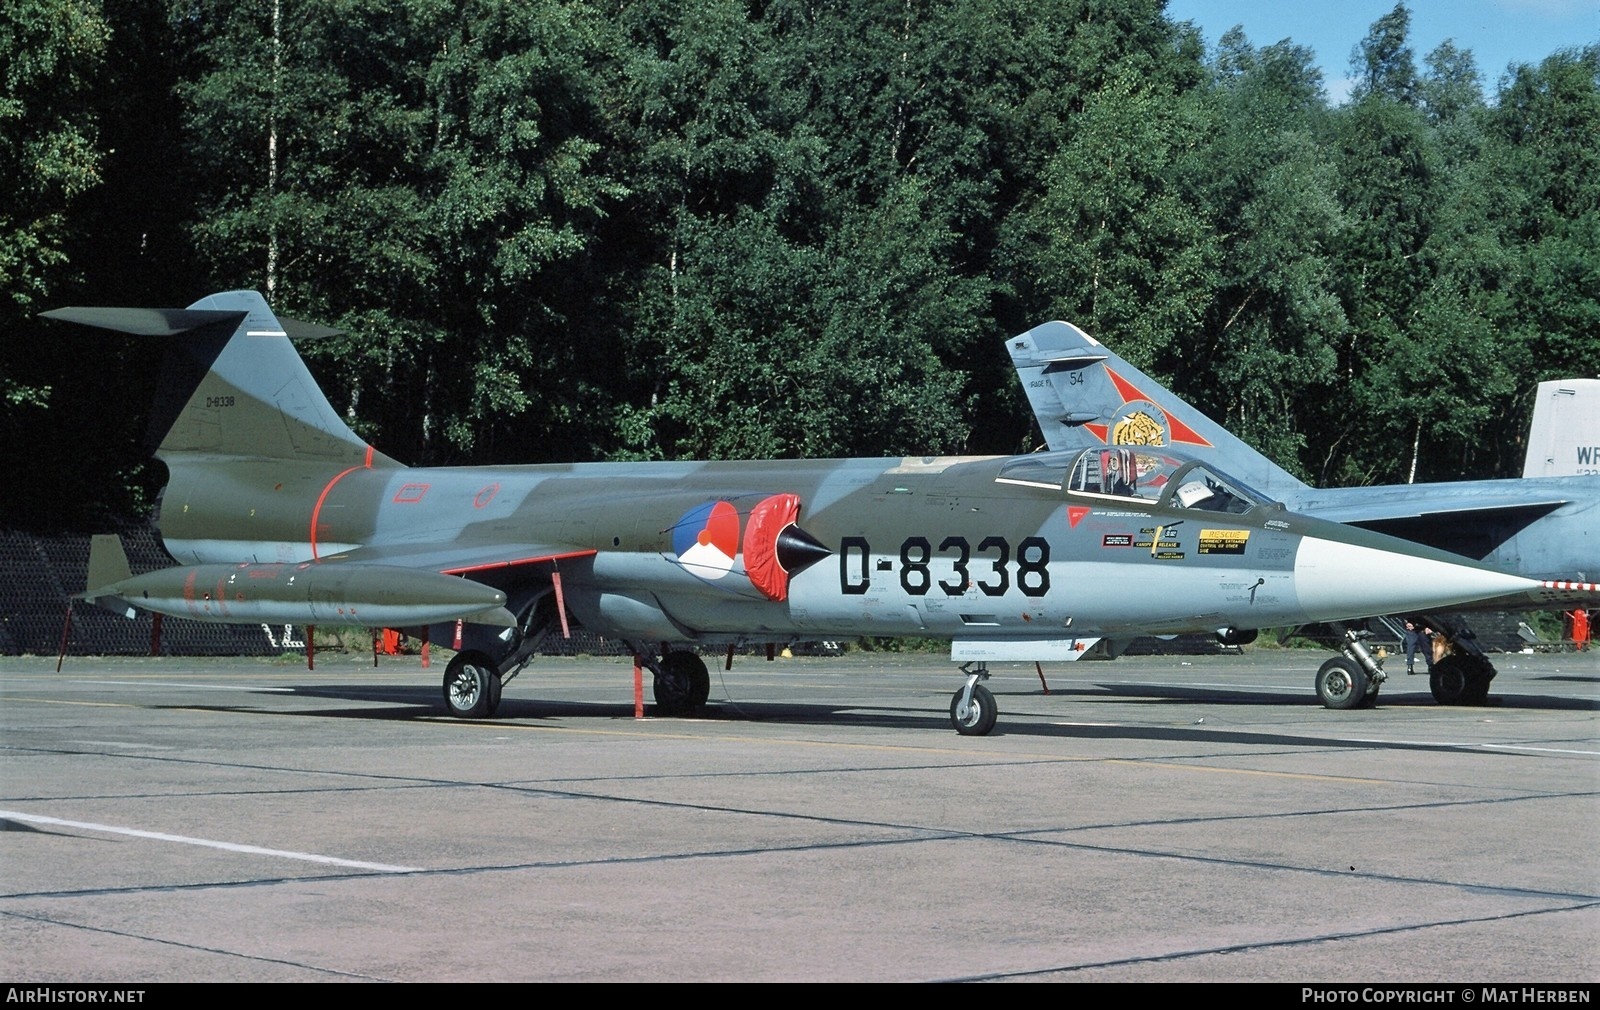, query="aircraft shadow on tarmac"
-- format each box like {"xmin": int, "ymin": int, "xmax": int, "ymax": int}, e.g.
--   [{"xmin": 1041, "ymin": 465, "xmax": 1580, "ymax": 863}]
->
[
  {"xmin": 258, "ymin": 674, "xmax": 1600, "ymax": 712},
  {"xmin": 160, "ymin": 676, "xmax": 1597, "ymax": 755},
  {"xmin": 1061, "ymin": 679, "xmax": 1599, "ymax": 711}
]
